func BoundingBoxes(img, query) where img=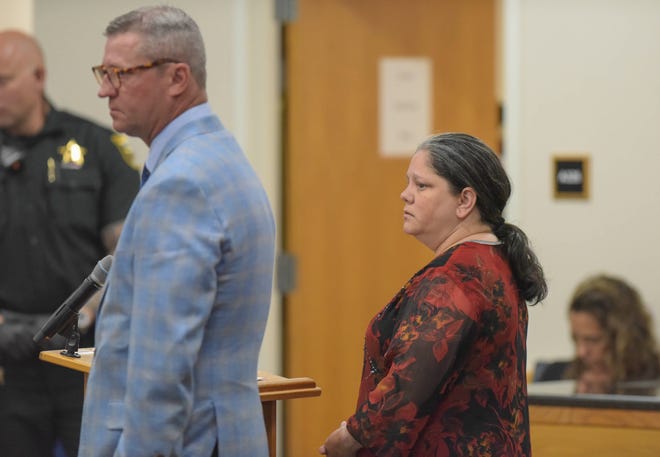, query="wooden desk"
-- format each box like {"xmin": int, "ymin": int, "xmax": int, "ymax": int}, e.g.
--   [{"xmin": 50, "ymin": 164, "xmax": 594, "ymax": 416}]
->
[
  {"xmin": 40, "ymin": 349, "xmax": 321, "ymax": 457},
  {"xmin": 528, "ymin": 380, "xmax": 660, "ymax": 456}
]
